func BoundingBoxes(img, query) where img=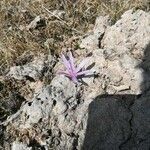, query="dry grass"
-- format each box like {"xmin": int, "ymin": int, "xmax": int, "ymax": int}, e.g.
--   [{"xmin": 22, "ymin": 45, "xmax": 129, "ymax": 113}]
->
[{"xmin": 0, "ymin": 0, "xmax": 149, "ymax": 75}]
